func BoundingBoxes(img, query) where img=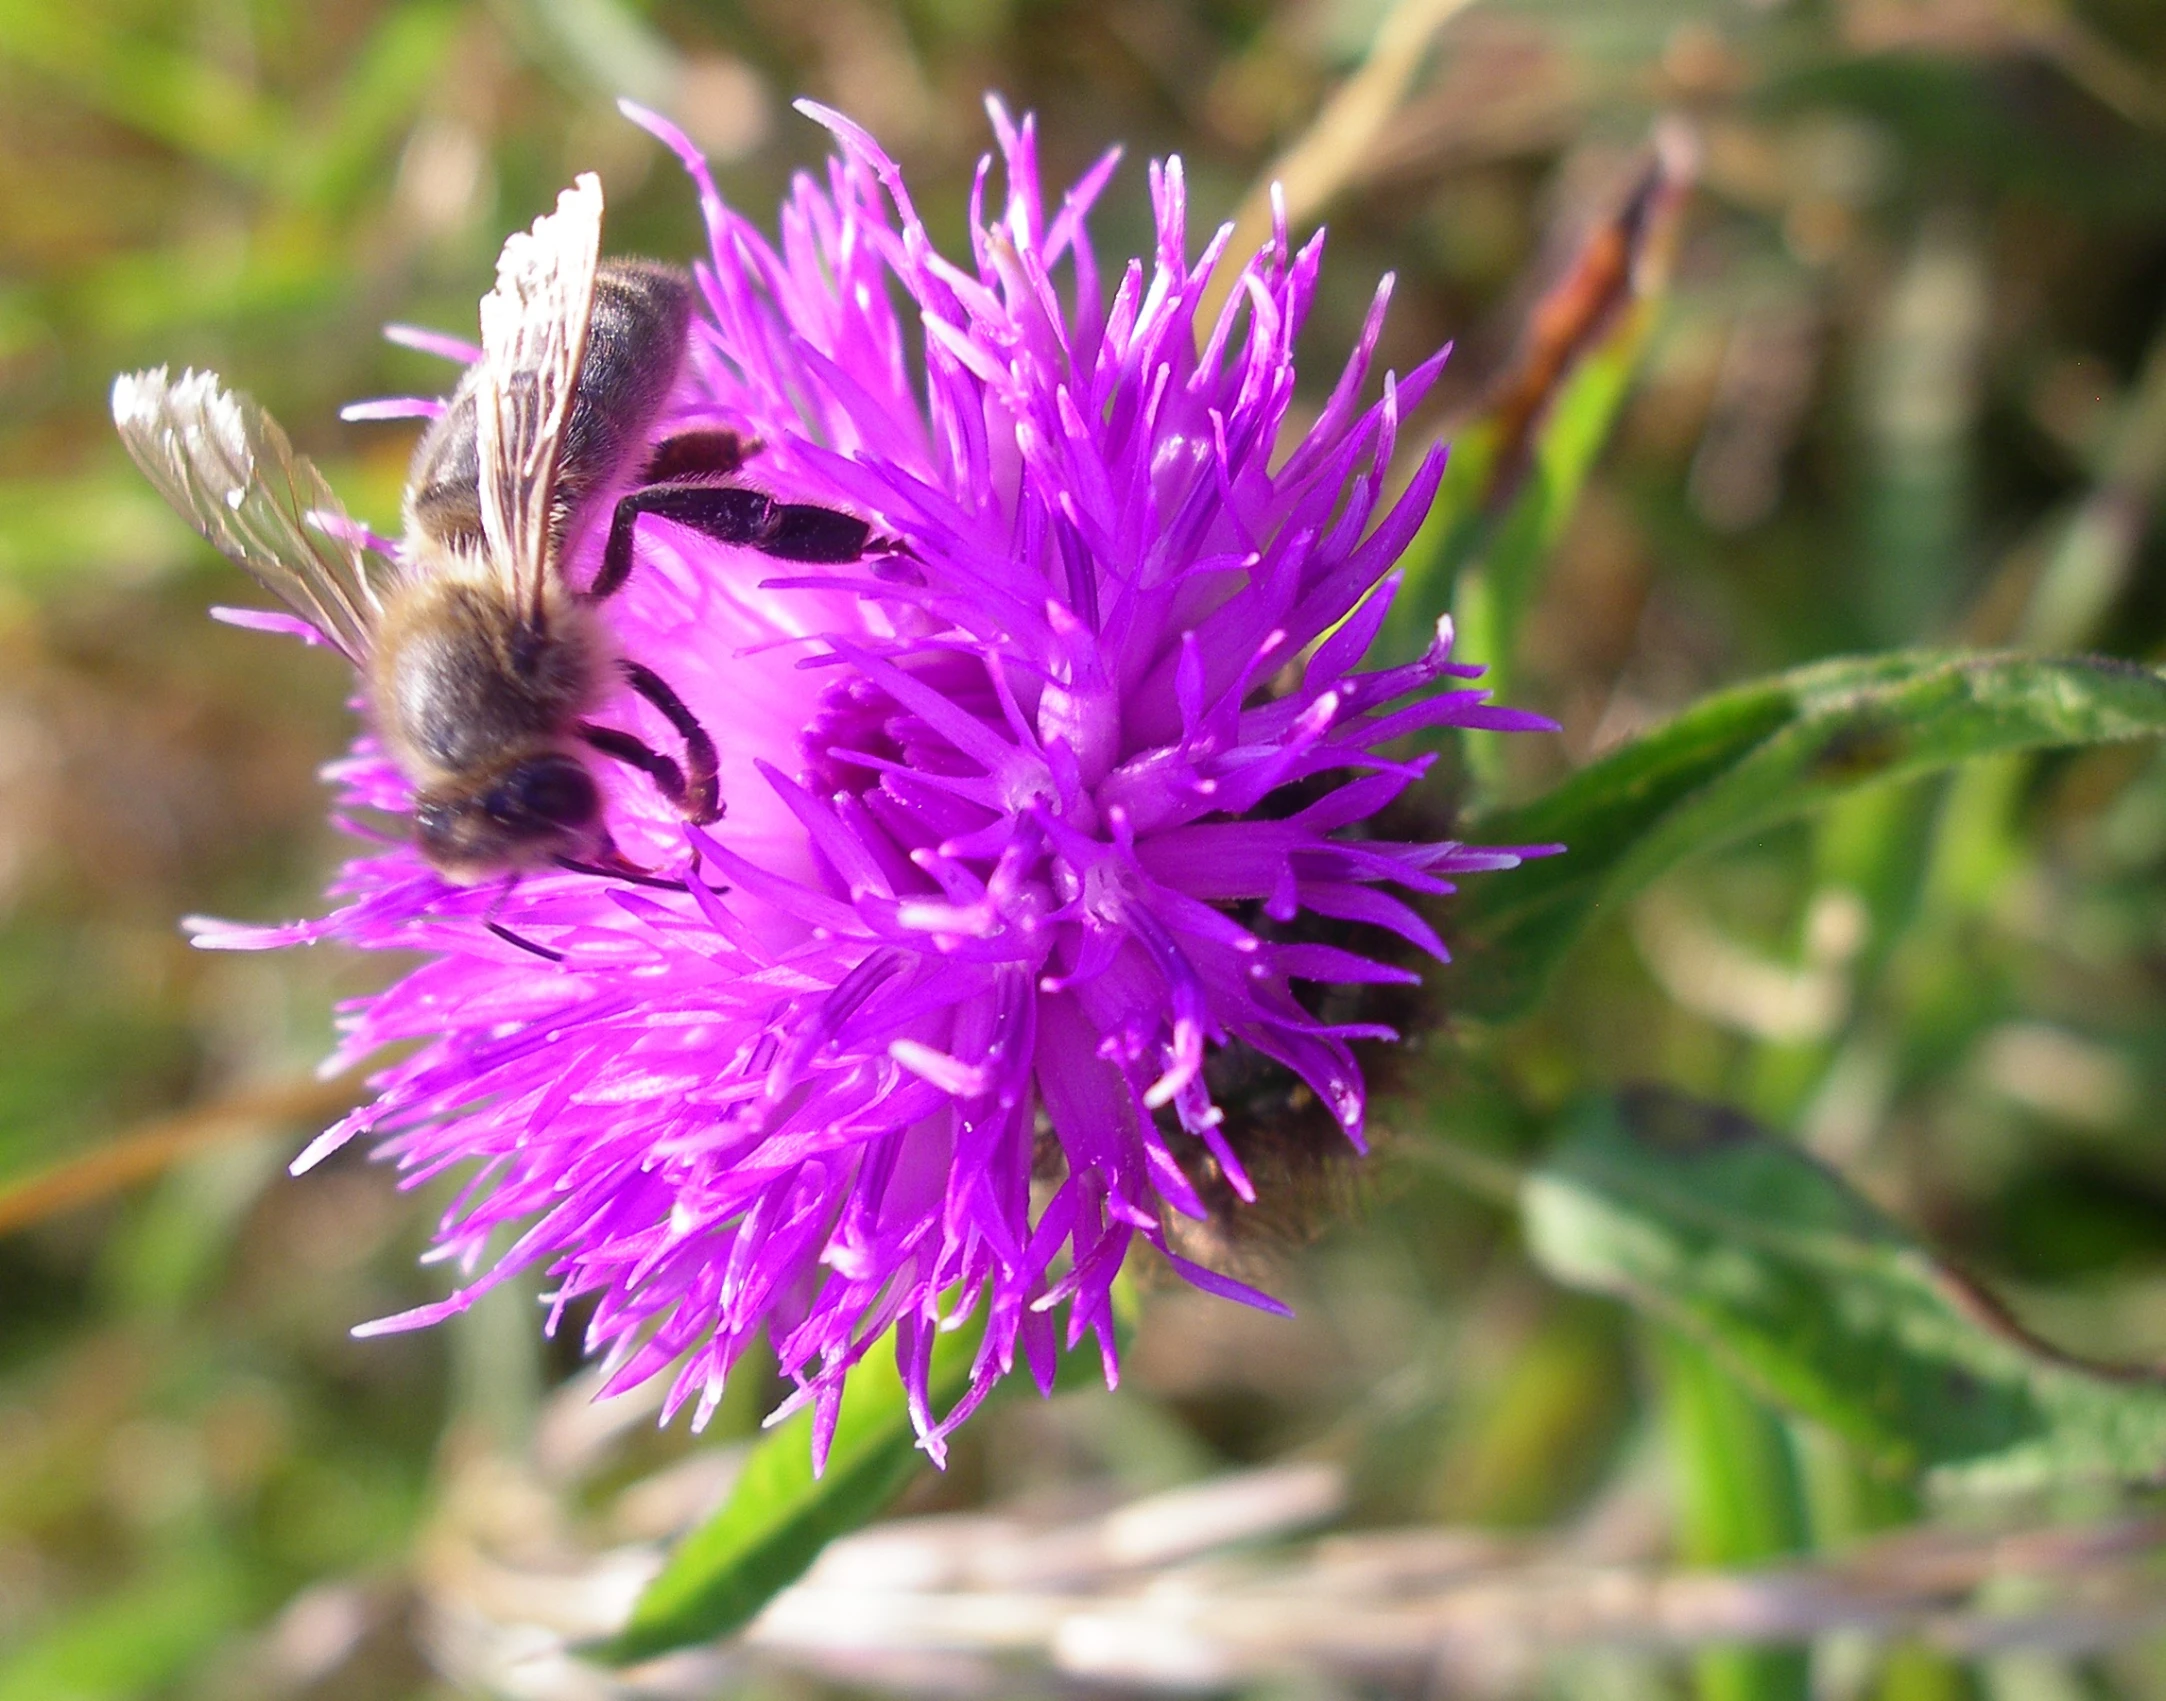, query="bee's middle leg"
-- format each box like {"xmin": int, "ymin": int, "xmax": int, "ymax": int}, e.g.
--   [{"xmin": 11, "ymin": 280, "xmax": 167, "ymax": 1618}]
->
[{"xmin": 579, "ymin": 658, "xmax": 721, "ymax": 824}]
